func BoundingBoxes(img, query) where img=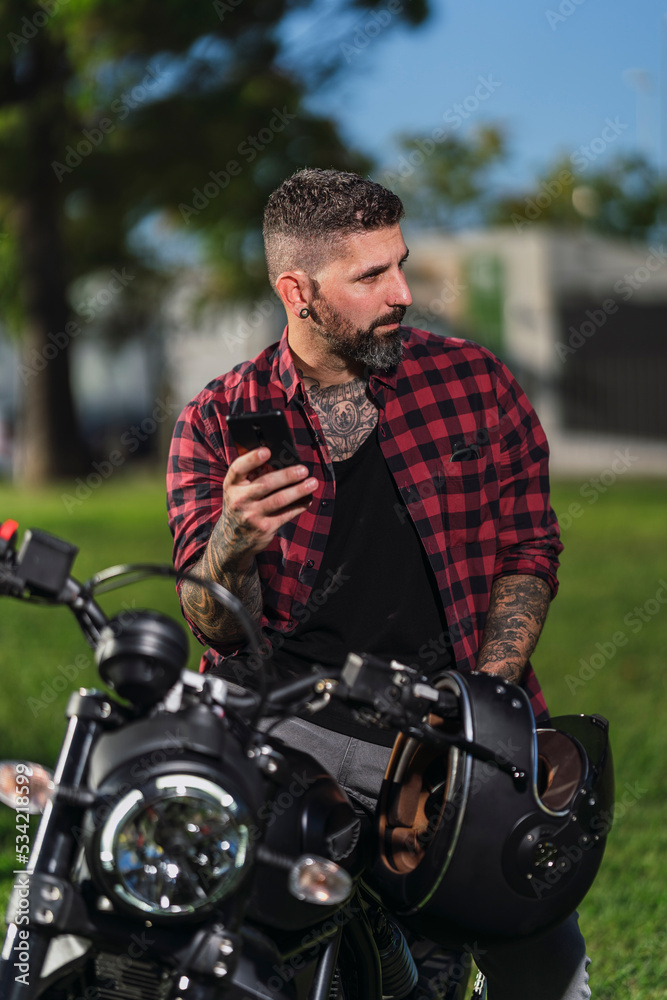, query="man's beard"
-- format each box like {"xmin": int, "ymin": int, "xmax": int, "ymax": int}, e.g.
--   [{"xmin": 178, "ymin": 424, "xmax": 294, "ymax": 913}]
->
[{"xmin": 308, "ymin": 294, "xmax": 406, "ymax": 370}]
